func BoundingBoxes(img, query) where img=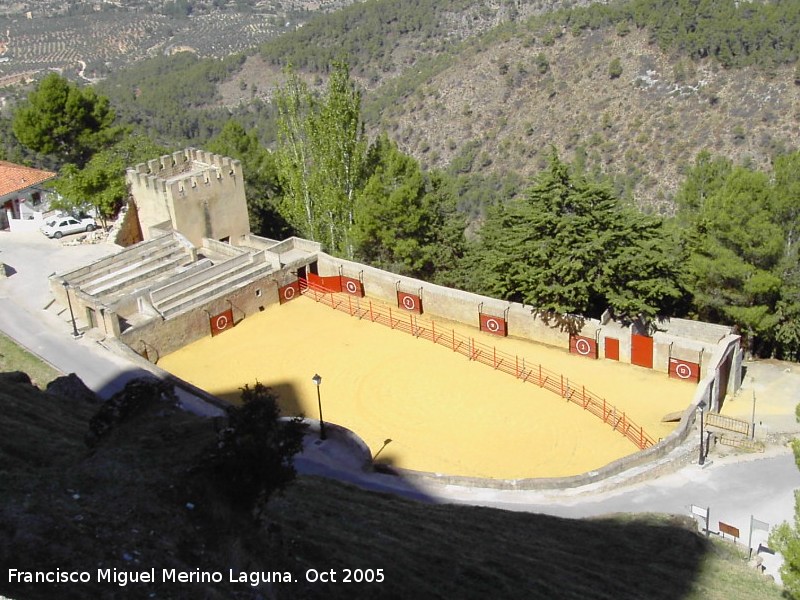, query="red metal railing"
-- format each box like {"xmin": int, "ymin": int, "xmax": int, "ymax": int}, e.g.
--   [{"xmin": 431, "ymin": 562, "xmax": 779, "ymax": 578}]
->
[{"xmin": 299, "ymin": 279, "xmax": 656, "ymax": 450}]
